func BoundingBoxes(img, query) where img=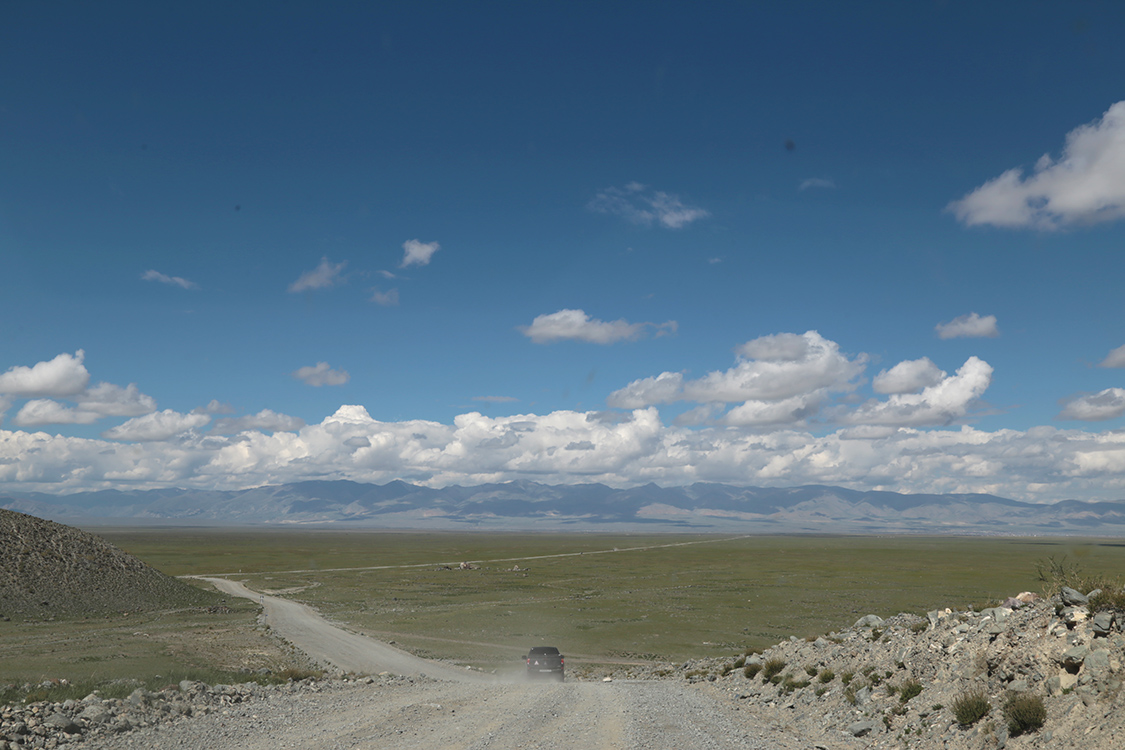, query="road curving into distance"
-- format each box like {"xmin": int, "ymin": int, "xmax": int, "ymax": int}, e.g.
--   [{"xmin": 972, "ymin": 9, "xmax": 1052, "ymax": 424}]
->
[{"xmin": 199, "ymin": 577, "xmax": 493, "ymax": 683}]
